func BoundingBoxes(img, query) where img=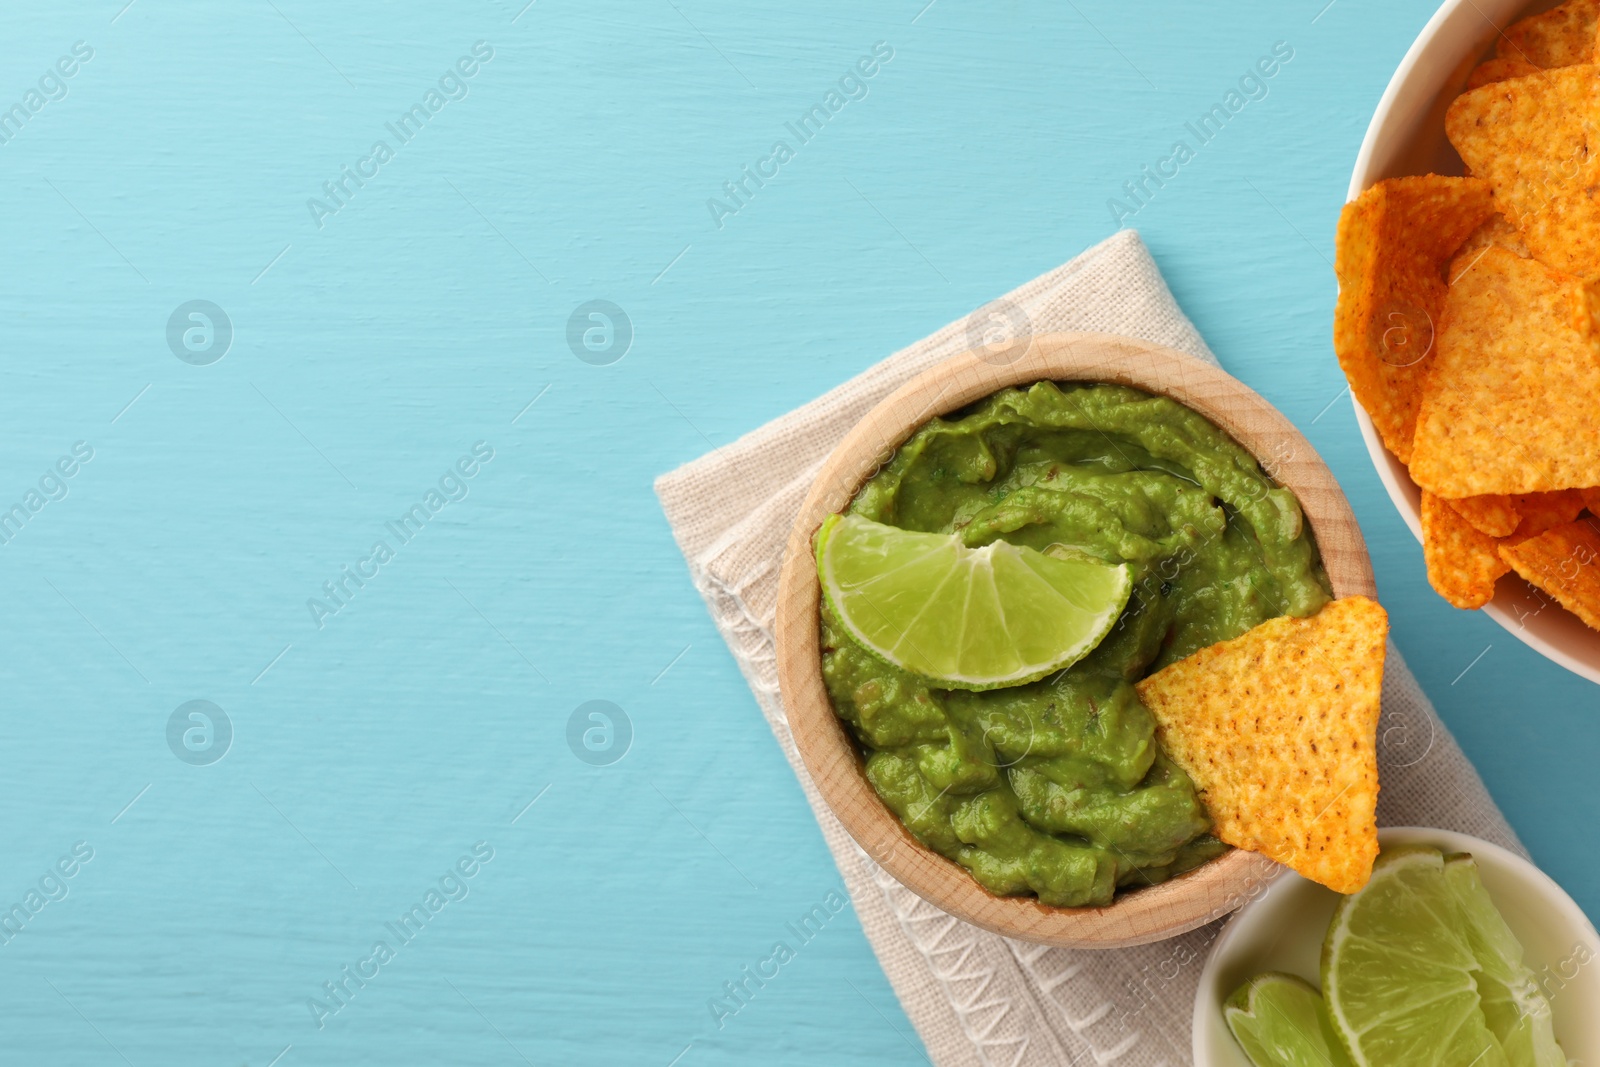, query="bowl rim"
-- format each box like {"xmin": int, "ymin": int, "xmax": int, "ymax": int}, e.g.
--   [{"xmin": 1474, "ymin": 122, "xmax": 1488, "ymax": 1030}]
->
[
  {"xmin": 1191, "ymin": 824, "xmax": 1600, "ymax": 1066},
  {"xmin": 1345, "ymin": 0, "xmax": 1600, "ymax": 685},
  {"xmin": 774, "ymin": 331, "xmax": 1377, "ymax": 949}
]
